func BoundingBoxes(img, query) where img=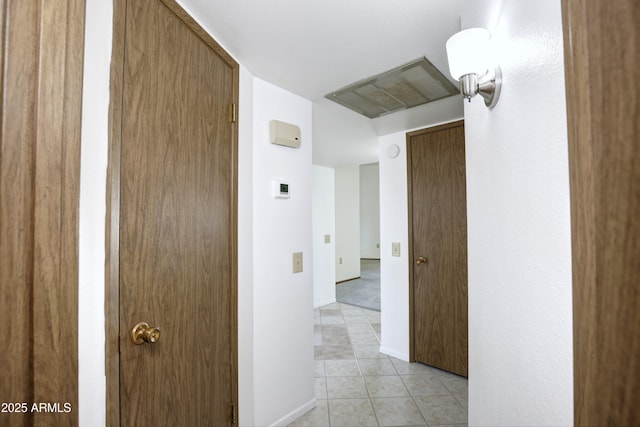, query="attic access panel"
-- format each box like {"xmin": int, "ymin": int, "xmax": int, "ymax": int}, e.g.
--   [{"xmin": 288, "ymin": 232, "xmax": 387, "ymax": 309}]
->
[{"xmin": 325, "ymin": 57, "xmax": 458, "ymax": 119}]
